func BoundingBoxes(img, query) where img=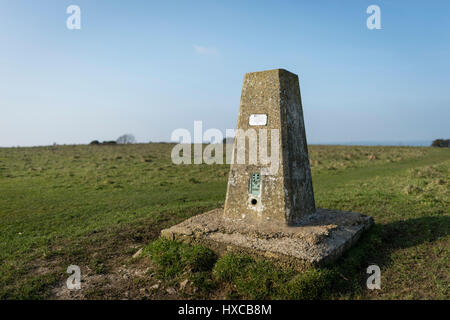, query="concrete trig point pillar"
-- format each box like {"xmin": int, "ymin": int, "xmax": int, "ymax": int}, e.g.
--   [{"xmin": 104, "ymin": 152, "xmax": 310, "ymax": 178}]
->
[
  {"xmin": 224, "ymin": 69, "xmax": 315, "ymax": 225},
  {"xmin": 161, "ymin": 69, "xmax": 373, "ymax": 268}
]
